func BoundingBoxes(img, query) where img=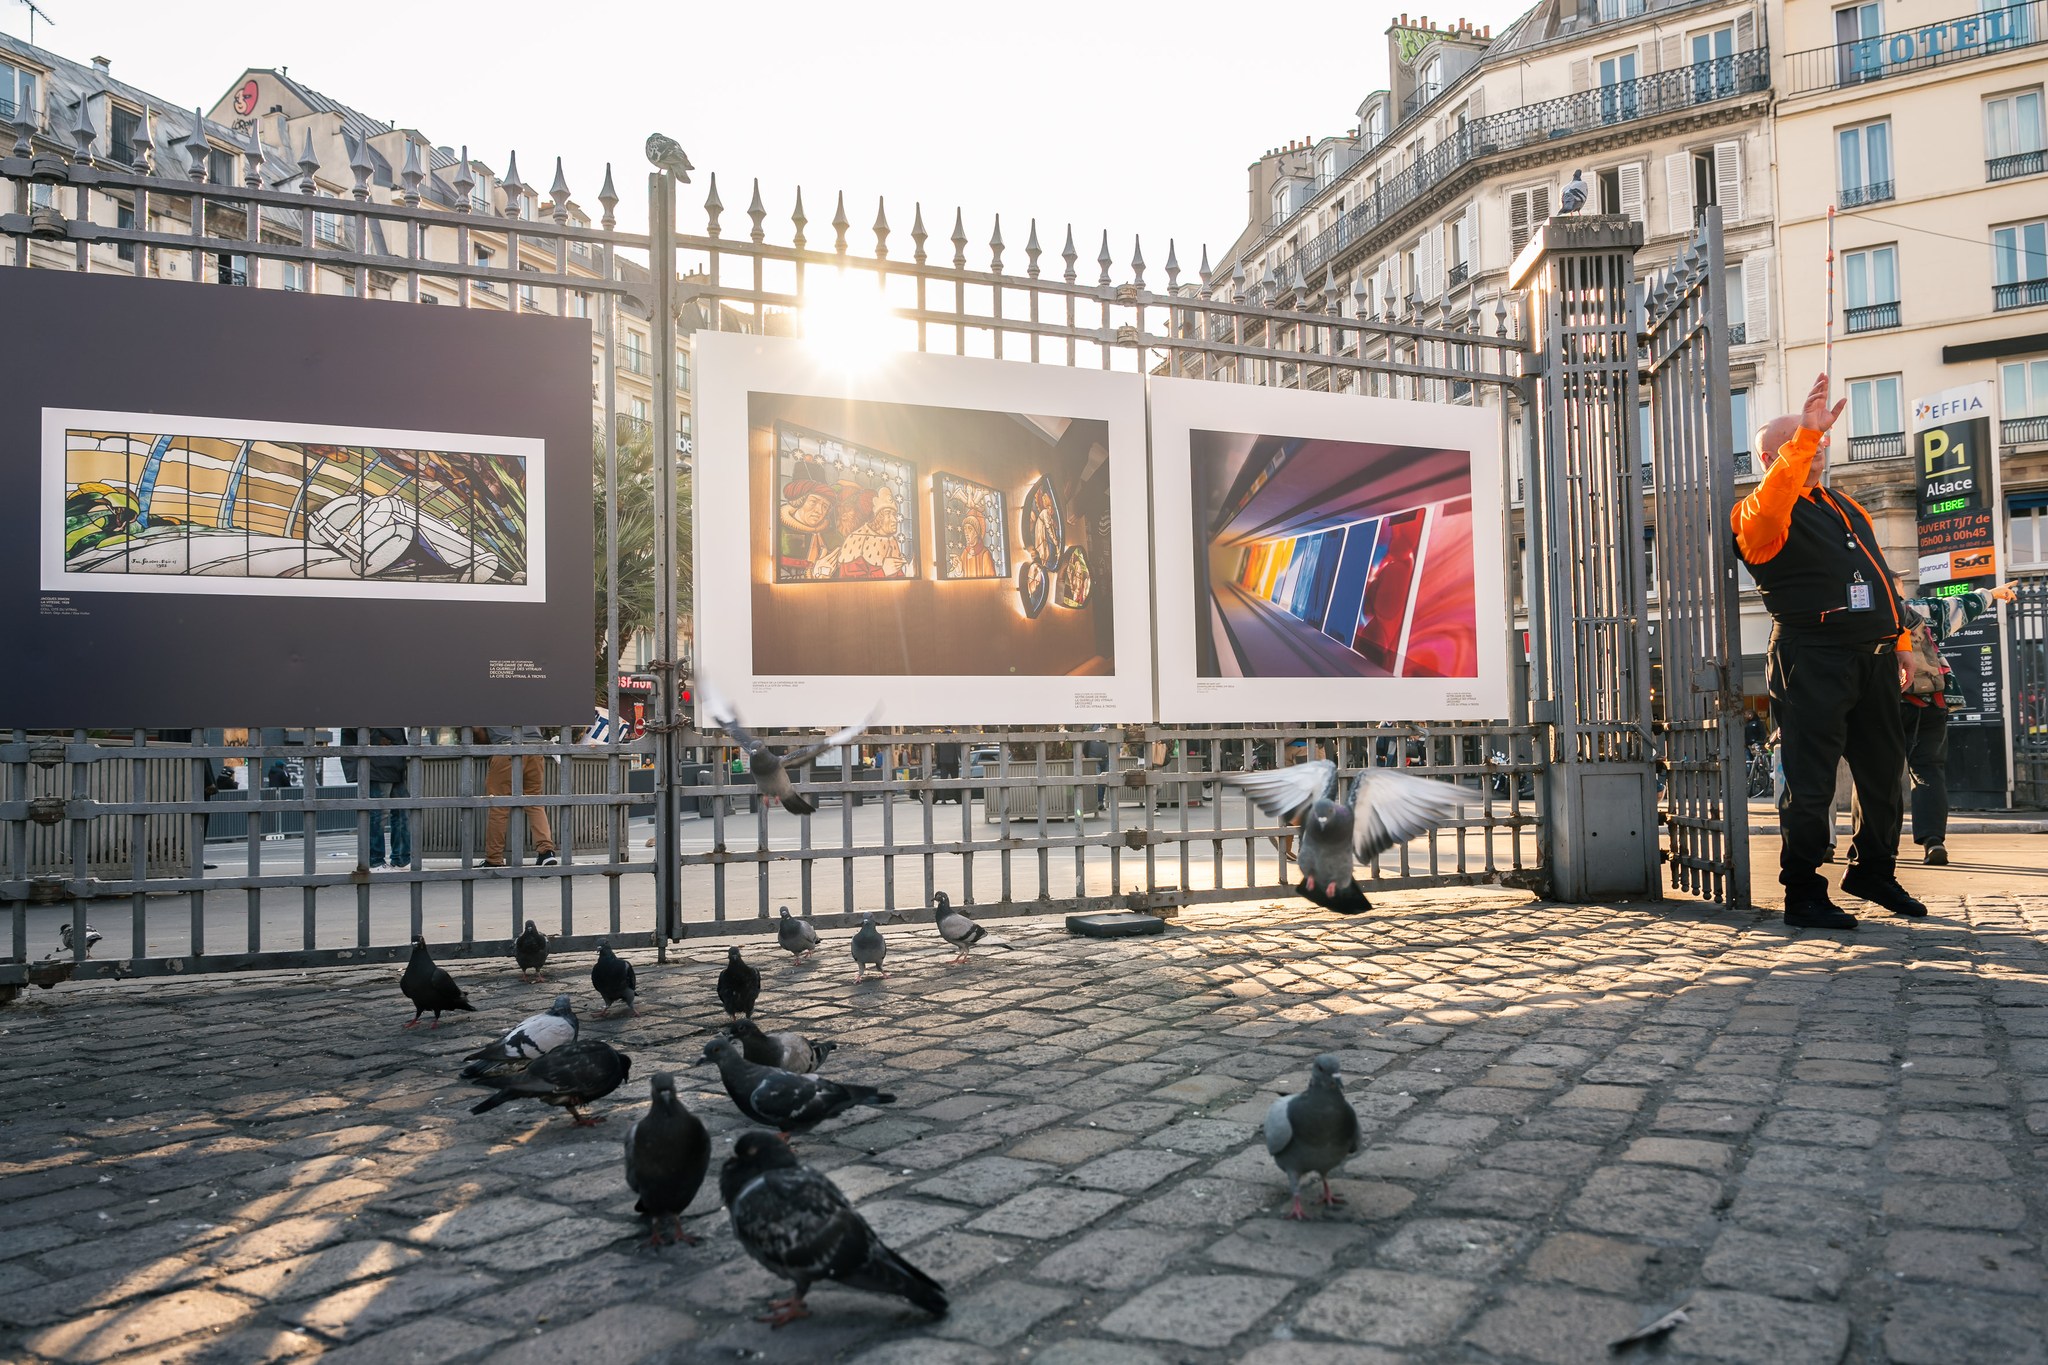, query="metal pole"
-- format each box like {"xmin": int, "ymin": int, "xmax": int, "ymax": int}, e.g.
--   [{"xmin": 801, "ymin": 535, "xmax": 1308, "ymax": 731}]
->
[
  {"xmin": 1821, "ymin": 203, "xmax": 1836, "ymax": 486},
  {"xmin": 650, "ymin": 166, "xmax": 680, "ymax": 951}
]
